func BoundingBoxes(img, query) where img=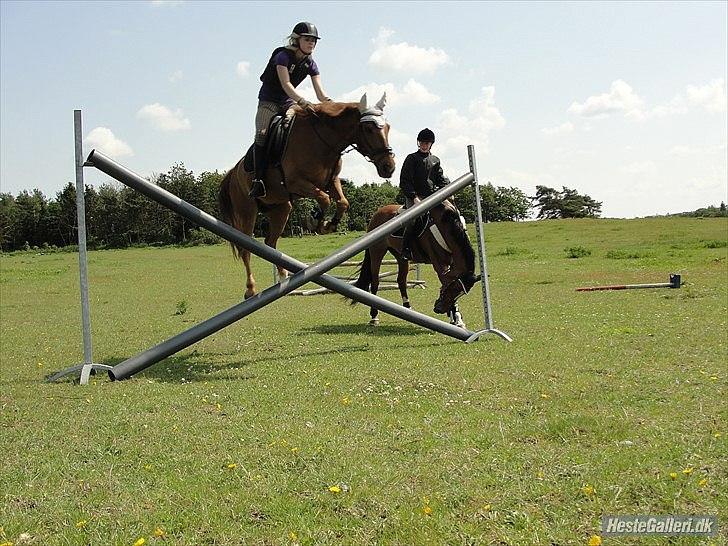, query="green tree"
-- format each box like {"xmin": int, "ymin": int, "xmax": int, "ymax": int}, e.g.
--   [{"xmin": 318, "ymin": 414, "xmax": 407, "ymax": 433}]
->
[
  {"xmin": 533, "ymin": 185, "xmax": 601, "ymax": 219},
  {"xmin": 0, "ymin": 193, "xmax": 19, "ymax": 251}
]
